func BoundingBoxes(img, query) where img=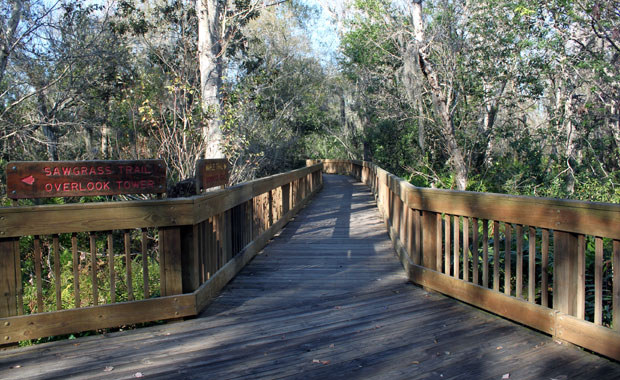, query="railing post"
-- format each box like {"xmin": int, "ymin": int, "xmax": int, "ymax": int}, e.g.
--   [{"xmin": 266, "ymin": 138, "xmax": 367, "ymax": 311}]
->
[
  {"xmin": 553, "ymin": 230, "xmax": 581, "ymax": 316},
  {"xmin": 159, "ymin": 226, "xmax": 183, "ymax": 296},
  {"xmin": 0, "ymin": 237, "xmax": 20, "ymax": 318},
  {"xmin": 421, "ymin": 212, "xmax": 439, "ymax": 271}
]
